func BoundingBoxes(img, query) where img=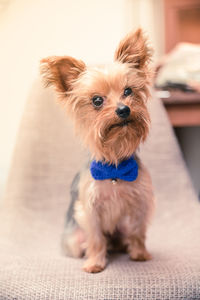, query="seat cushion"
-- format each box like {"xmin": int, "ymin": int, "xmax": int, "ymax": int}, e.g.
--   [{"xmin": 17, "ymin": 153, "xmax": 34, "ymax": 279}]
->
[{"xmin": 0, "ymin": 78, "xmax": 199, "ymax": 299}]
